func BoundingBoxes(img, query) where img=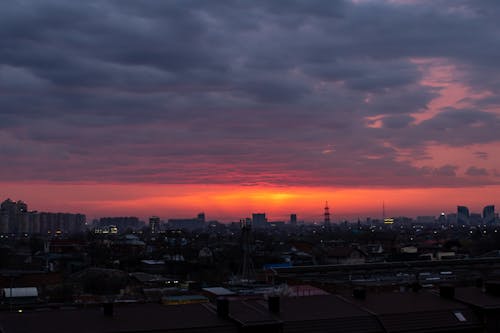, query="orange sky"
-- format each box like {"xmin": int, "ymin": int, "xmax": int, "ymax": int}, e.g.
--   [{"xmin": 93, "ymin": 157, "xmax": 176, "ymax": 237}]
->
[{"xmin": 1, "ymin": 182, "xmax": 497, "ymax": 222}]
